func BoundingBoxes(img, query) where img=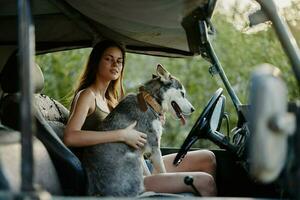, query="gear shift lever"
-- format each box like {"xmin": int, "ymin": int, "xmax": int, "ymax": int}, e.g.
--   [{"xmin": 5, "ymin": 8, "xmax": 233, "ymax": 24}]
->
[{"xmin": 184, "ymin": 176, "xmax": 202, "ymax": 196}]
